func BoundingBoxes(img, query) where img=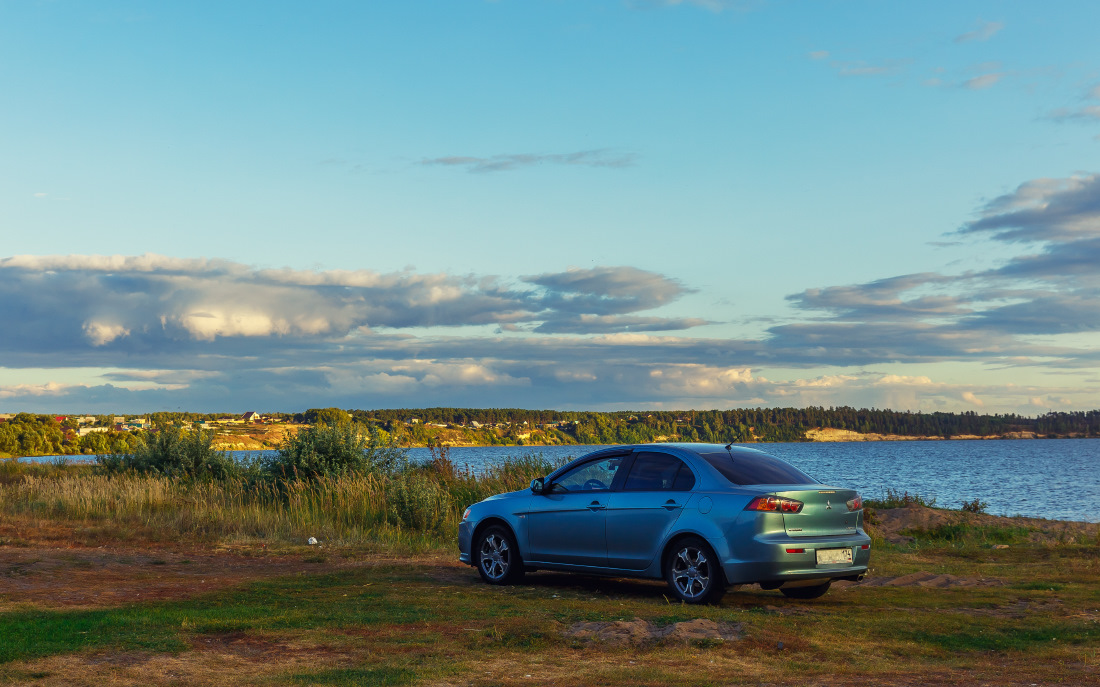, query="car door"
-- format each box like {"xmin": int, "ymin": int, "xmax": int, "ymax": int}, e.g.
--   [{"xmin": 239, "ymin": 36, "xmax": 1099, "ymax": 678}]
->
[
  {"xmin": 525, "ymin": 453, "xmax": 629, "ymax": 567},
  {"xmin": 605, "ymin": 451, "xmax": 696, "ymax": 570}
]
